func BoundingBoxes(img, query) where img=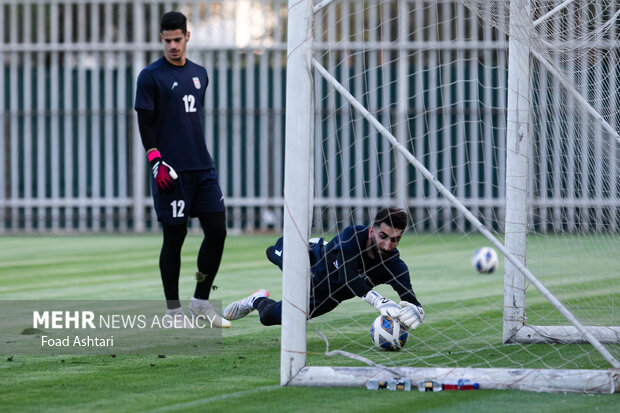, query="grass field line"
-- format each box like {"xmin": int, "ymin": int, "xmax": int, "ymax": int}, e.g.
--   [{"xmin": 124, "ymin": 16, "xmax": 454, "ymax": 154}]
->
[{"xmin": 138, "ymin": 385, "xmax": 282, "ymax": 412}]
